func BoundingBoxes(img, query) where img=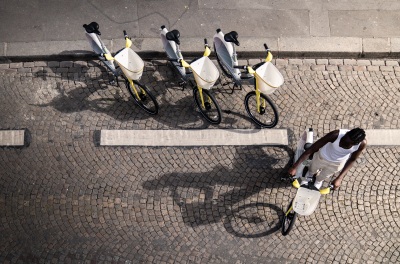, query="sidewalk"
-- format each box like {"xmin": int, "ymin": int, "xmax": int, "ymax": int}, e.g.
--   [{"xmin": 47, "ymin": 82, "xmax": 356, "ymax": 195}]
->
[{"xmin": 1, "ymin": 0, "xmax": 400, "ymax": 61}]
